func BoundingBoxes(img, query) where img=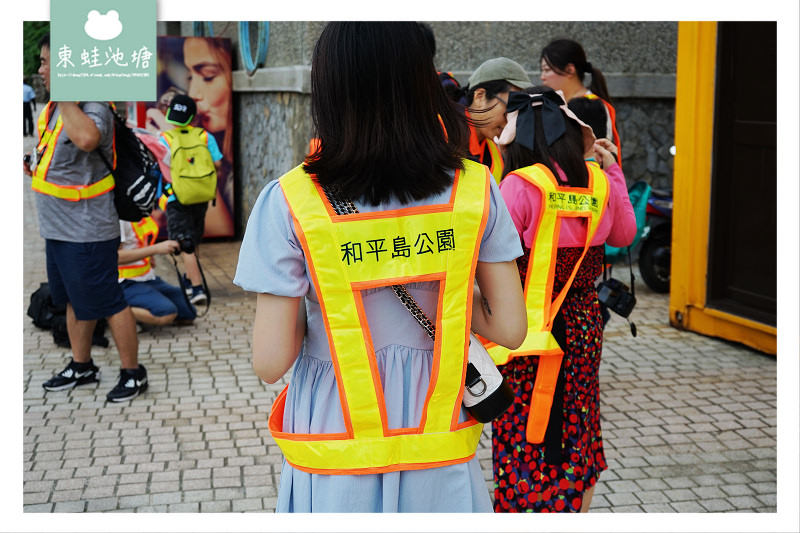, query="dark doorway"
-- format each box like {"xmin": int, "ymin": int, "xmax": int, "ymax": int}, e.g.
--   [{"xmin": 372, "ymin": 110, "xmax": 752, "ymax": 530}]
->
[{"xmin": 707, "ymin": 21, "xmax": 777, "ymax": 326}]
